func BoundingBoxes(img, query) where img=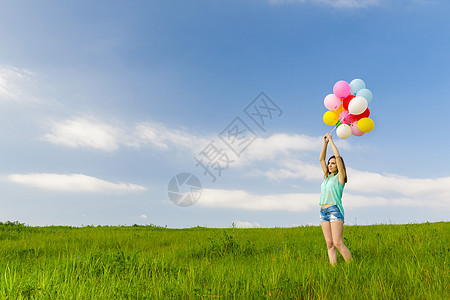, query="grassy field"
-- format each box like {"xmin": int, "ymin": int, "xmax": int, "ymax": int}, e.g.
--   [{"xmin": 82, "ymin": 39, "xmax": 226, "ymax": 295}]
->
[{"xmin": 0, "ymin": 221, "xmax": 447, "ymax": 299}]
